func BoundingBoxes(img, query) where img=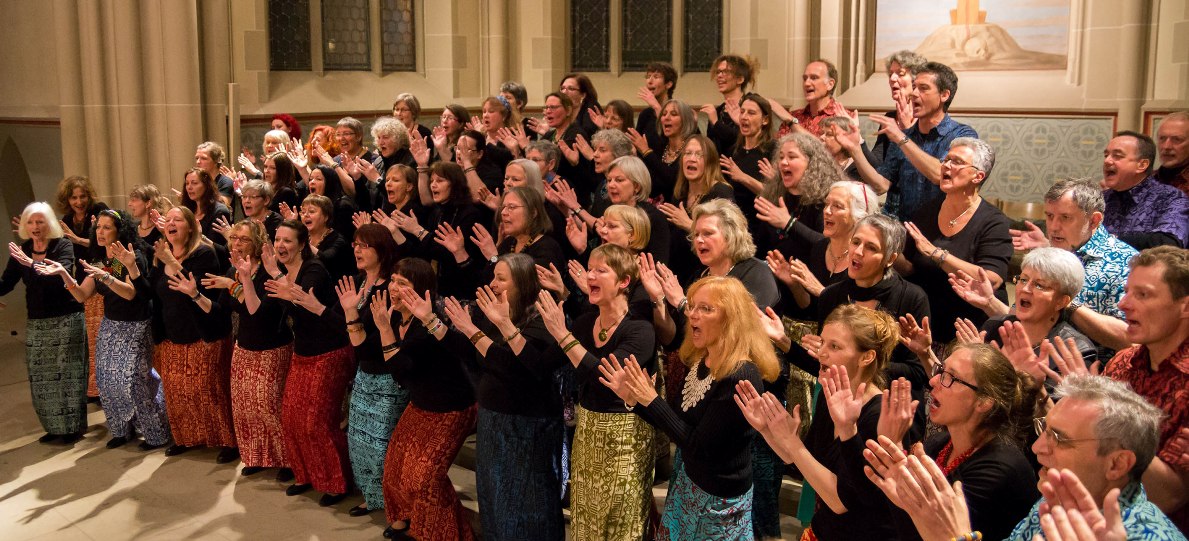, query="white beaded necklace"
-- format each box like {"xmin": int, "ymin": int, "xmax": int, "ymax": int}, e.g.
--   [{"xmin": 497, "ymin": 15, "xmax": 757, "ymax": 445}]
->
[{"xmin": 681, "ymin": 360, "xmax": 715, "ymax": 411}]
